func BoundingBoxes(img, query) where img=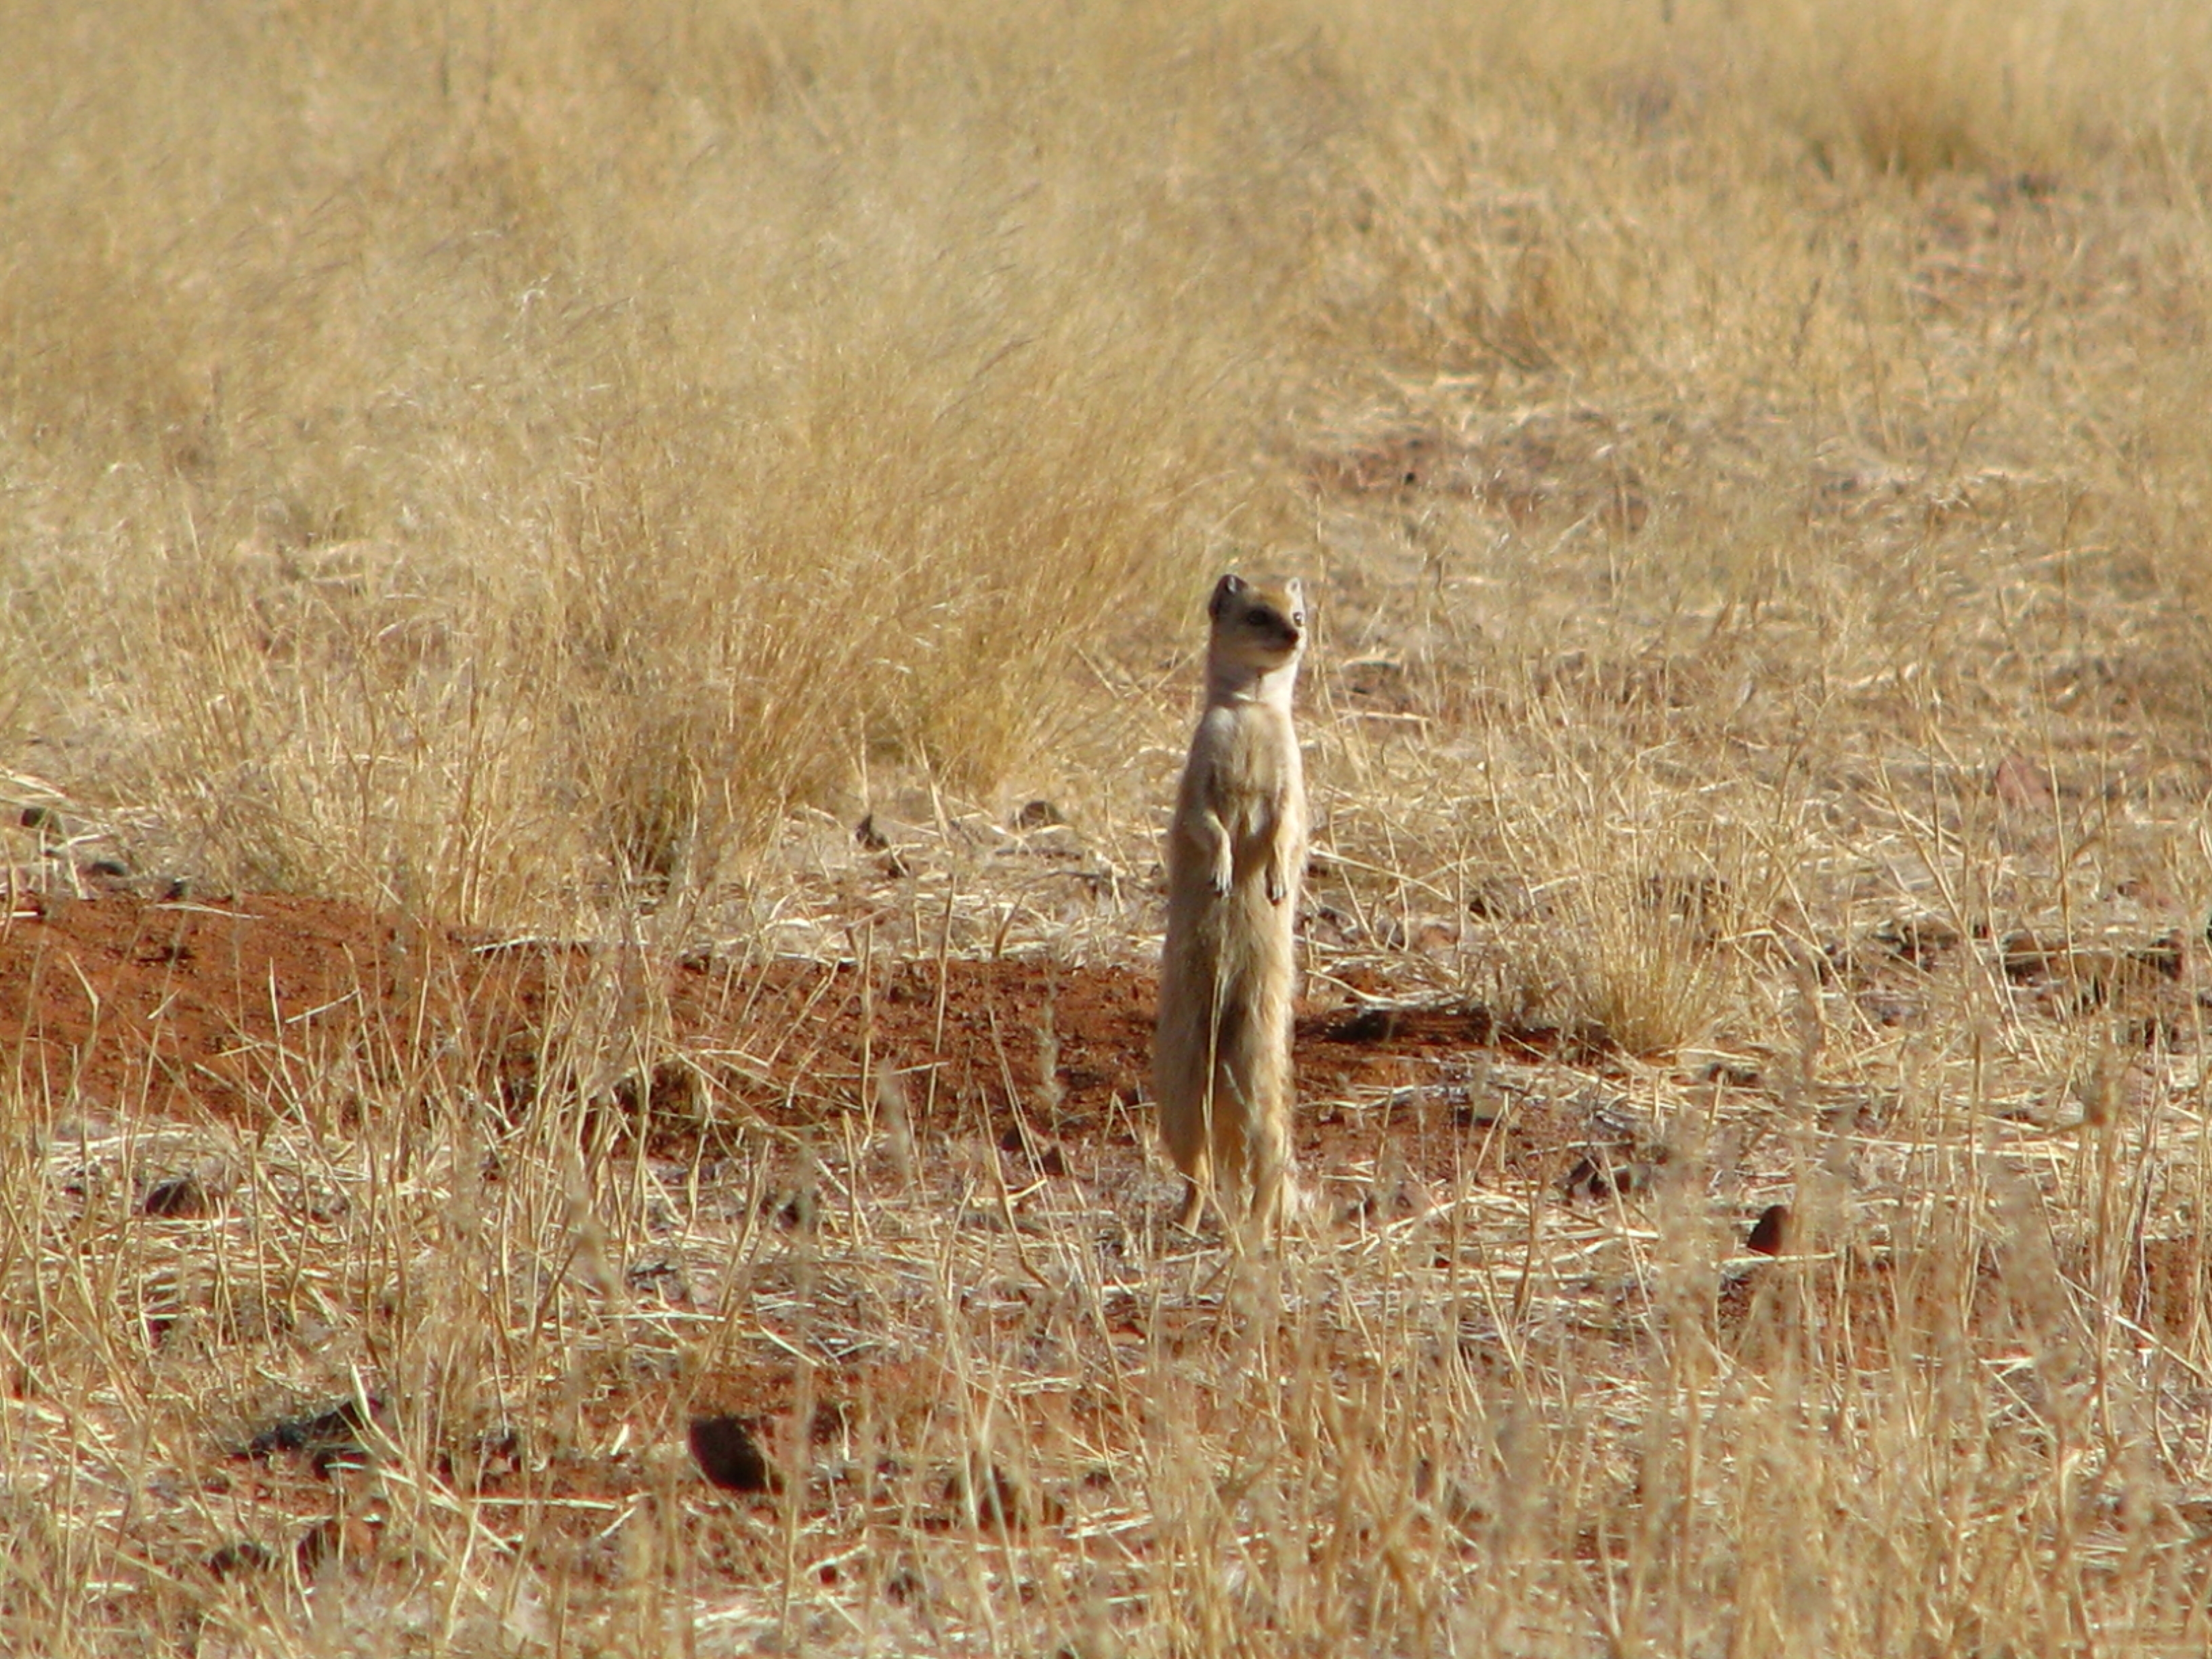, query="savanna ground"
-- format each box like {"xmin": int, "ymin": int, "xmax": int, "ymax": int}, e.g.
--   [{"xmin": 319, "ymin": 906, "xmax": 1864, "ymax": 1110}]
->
[{"xmin": 7, "ymin": 0, "xmax": 2212, "ymax": 1652}]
